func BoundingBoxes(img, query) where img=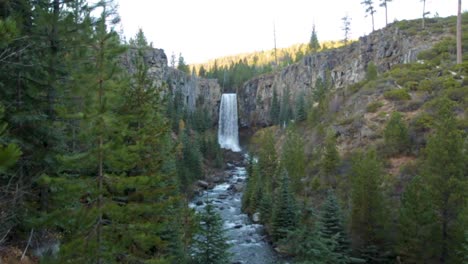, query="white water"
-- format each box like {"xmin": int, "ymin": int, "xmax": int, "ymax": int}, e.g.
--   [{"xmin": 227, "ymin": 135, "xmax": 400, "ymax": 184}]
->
[{"xmin": 218, "ymin": 93, "xmax": 241, "ymax": 152}]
